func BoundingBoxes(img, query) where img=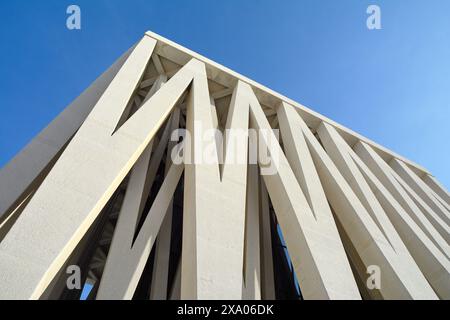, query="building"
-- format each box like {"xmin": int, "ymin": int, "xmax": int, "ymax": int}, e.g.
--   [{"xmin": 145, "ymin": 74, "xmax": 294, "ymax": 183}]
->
[{"xmin": 0, "ymin": 31, "xmax": 449, "ymax": 300}]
